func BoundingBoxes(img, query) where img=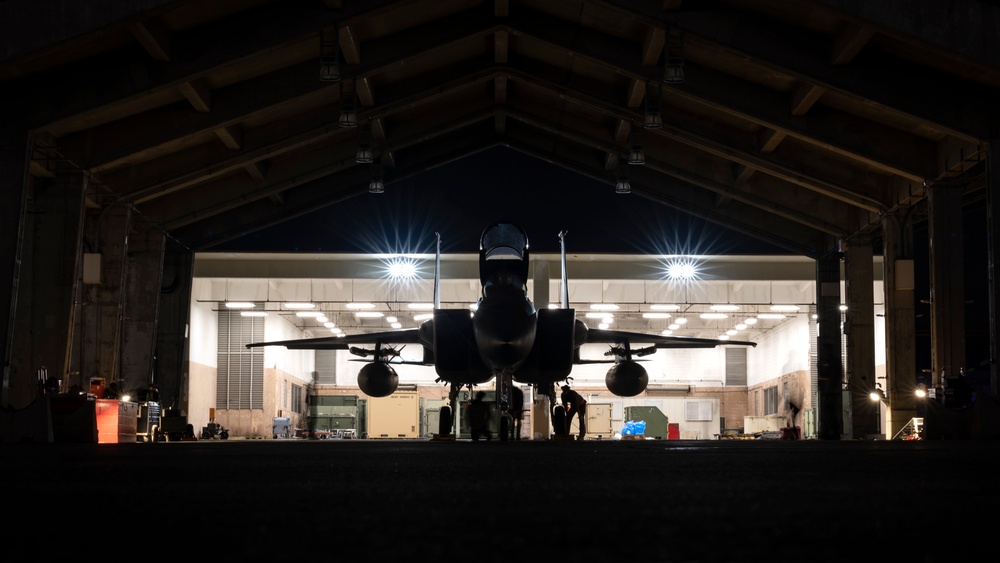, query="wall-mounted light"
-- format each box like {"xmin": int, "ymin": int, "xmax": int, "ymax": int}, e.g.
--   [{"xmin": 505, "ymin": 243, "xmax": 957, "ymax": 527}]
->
[{"xmin": 869, "ymin": 385, "xmax": 887, "ymax": 403}]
